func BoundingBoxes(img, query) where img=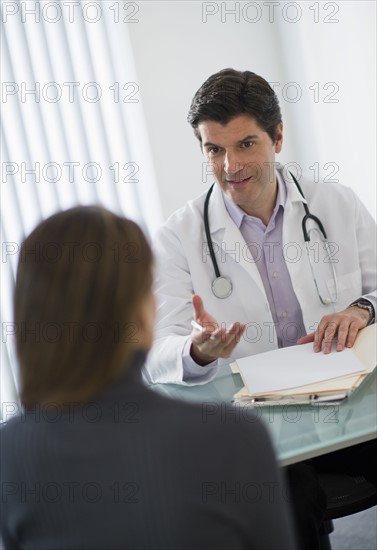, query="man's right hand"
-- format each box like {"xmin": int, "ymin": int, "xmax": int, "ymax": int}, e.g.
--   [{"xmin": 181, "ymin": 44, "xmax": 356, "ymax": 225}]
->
[{"xmin": 190, "ymin": 294, "xmax": 245, "ymax": 366}]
